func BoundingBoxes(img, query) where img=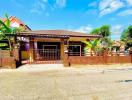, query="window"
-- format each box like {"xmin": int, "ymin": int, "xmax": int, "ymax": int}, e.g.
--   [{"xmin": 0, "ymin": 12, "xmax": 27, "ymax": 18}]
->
[{"xmin": 69, "ymin": 45, "xmax": 81, "ymax": 56}]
